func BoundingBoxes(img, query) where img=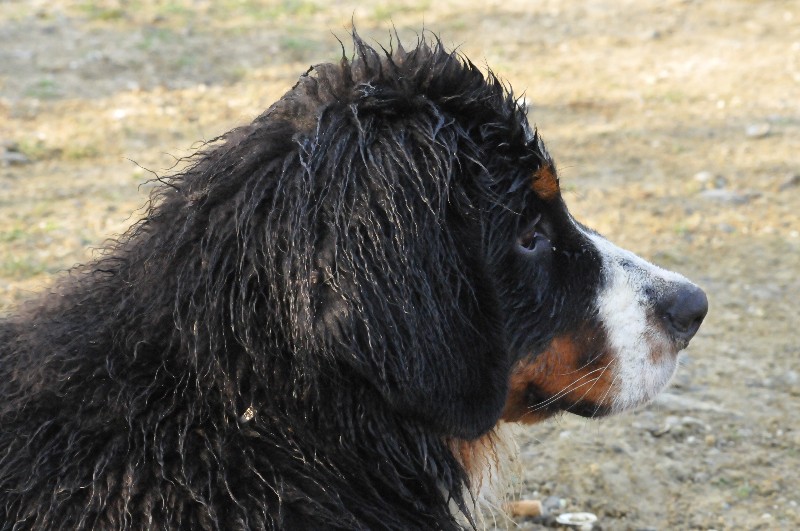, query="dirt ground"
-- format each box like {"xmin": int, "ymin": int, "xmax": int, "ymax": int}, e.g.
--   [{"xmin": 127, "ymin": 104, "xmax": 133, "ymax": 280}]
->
[{"xmin": 1, "ymin": 1, "xmax": 798, "ymax": 529}]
